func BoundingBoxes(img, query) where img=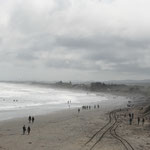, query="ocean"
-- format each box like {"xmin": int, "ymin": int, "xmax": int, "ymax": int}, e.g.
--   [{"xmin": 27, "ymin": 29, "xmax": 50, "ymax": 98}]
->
[{"xmin": 0, "ymin": 82, "xmax": 107, "ymax": 121}]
